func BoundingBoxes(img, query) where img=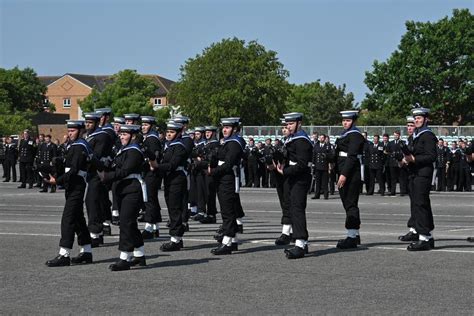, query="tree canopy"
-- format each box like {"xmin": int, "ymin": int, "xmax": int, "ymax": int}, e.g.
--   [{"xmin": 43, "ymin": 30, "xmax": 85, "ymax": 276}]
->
[
  {"xmin": 285, "ymin": 81, "xmax": 355, "ymax": 125},
  {"xmin": 169, "ymin": 37, "xmax": 290, "ymax": 126},
  {"xmin": 0, "ymin": 66, "xmax": 47, "ymax": 135},
  {"xmin": 362, "ymin": 9, "xmax": 474, "ymax": 125},
  {"xmin": 79, "ymin": 69, "xmax": 158, "ymax": 117}
]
